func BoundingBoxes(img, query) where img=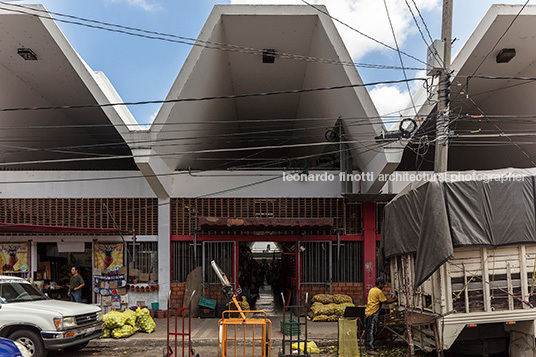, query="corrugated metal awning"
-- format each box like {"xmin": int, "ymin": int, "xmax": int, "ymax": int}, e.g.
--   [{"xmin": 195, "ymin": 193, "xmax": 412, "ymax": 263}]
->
[{"xmin": 198, "ymin": 217, "xmax": 334, "ymax": 231}]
